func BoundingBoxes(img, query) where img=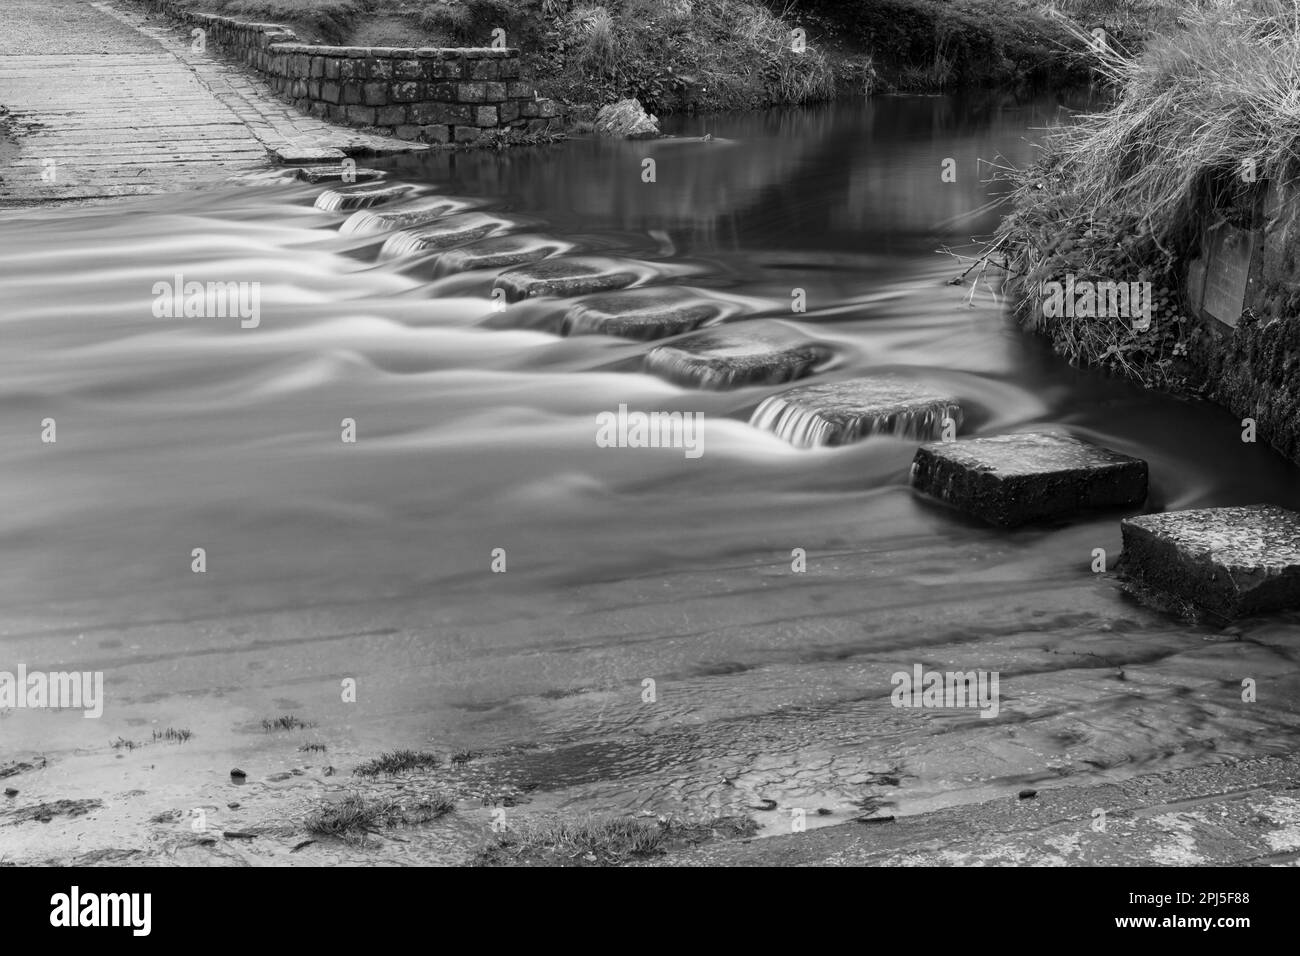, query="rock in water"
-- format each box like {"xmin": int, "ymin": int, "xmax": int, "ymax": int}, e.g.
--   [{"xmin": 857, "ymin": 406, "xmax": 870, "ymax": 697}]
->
[
  {"xmin": 593, "ymin": 98, "xmax": 661, "ymax": 139},
  {"xmin": 1118, "ymin": 505, "xmax": 1300, "ymax": 620},
  {"xmin": 645, "ymin": 328, "xmax": 825, "ymax": 390},
  {"xmin": 561, "ymin": 287, "xmax": 726, "ymax": 340},
  {"xmin": 910, "ymin": 432, "xmax": 1148, "ymax": 527},
  {"xmin": 340, "ymin": 197, "xmax": 479, "ymax": 236},
  {"xmin": 493, "ymin": 256, "xmax": 641, "ymax": 302},
  {"xmin": 750, "ymin": 378, "xmax": 962, "ymax": 448},
  {"xmin": 436, "ymin": 235, "xmax": 574, "ymax": 273},
  {"xmin": 378, "ymin": 212, "xmax": 517, "ymax": 258},
  {"xmin": 296, "ymin": 166, "xmax": 383, "ymax": 185},
  {"xmin": 314, "ymin": 183, "xmax": 414, "ymax": 212}
]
